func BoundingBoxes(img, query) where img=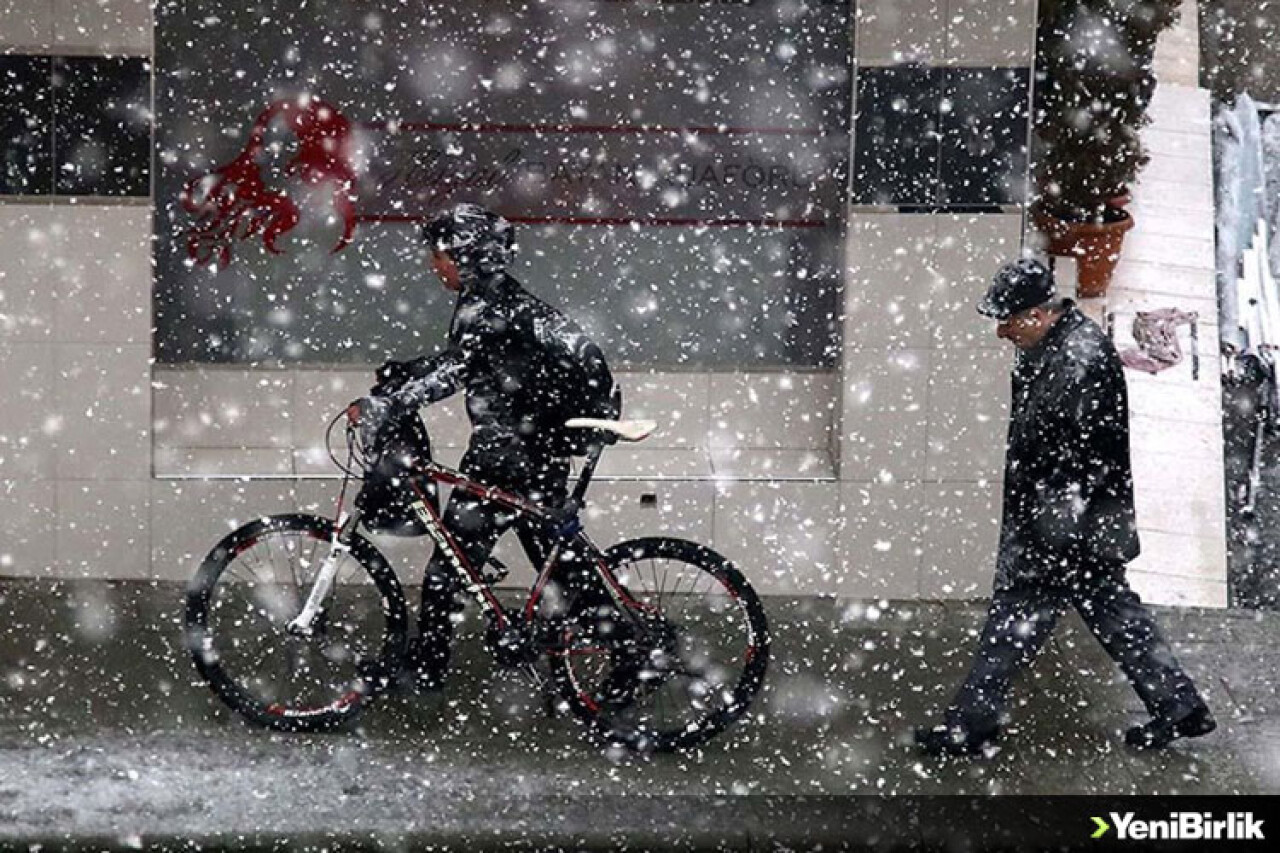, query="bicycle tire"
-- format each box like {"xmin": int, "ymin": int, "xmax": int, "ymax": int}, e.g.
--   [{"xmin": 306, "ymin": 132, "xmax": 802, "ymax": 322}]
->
[
  {"xmin": 549, "ymin": 537, "xmax": 770, "ymax": 753},
  {"xmin": 185, "ymin": 513, "xmax": 409, "ymax": 732}
]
